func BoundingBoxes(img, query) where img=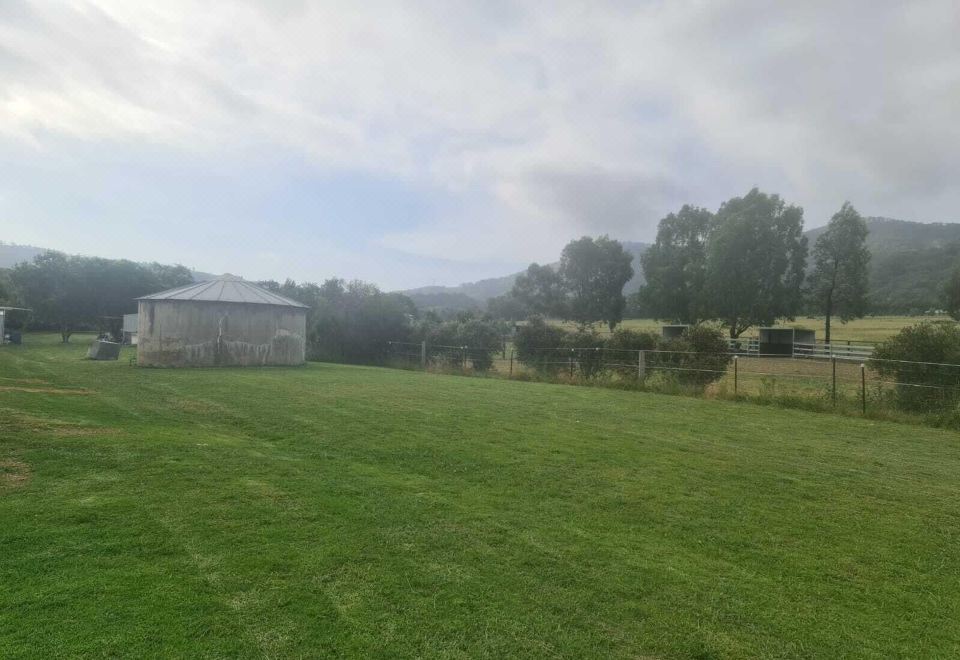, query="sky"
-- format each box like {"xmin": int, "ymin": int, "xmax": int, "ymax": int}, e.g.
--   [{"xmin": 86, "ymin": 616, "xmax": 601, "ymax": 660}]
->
[{"xmin": 1, "ymin": 1, "xmax": 958, "ymax": 290}]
